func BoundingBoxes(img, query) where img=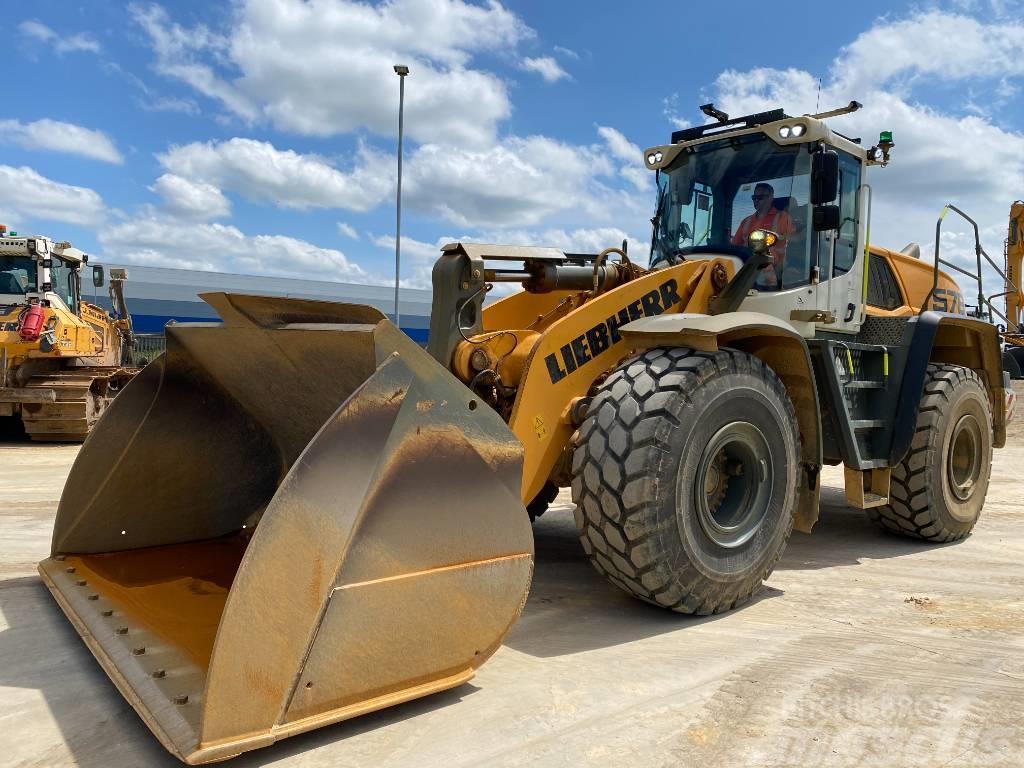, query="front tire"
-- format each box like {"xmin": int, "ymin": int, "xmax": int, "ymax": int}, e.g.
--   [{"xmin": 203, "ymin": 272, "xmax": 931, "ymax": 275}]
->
[
  {"xmin": 868, "ymin": 364, "xmax": 992, "ymax": 541},
  {"xmin": 570, "ymin": 348, "xmax": 800, "ymax": 614}
]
